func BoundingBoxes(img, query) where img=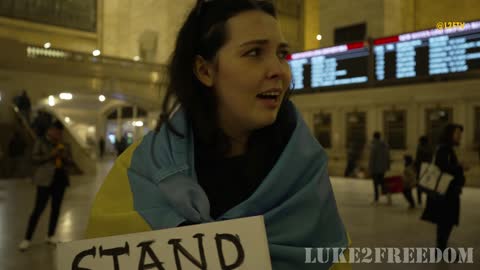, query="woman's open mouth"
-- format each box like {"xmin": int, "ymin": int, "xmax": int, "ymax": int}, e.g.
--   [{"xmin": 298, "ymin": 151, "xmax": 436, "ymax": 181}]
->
[{"xmin": 256, "ymin": 90, "xmax": 282, "ymax": 109}]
